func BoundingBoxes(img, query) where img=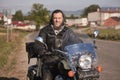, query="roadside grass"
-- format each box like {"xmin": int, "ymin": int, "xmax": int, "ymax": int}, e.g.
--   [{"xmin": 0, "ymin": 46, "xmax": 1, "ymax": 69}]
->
[
  {"xmin": 85, "ymin": 28, "xmax": 120, "ymax": 41},
  {"xmin": 0, "ymin": 37, "xmax": 15, "ymax": 68},
  {"xmin": 98, "ymin": 29, "xmax": 120, "ymax": 41},
  {"xmin": 0, "ymin": 28, "xmax": 30, "ymax": 69},
  {"xmin": 0, "ymin": 28, "xmax": 6, "ymax": 33}
]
